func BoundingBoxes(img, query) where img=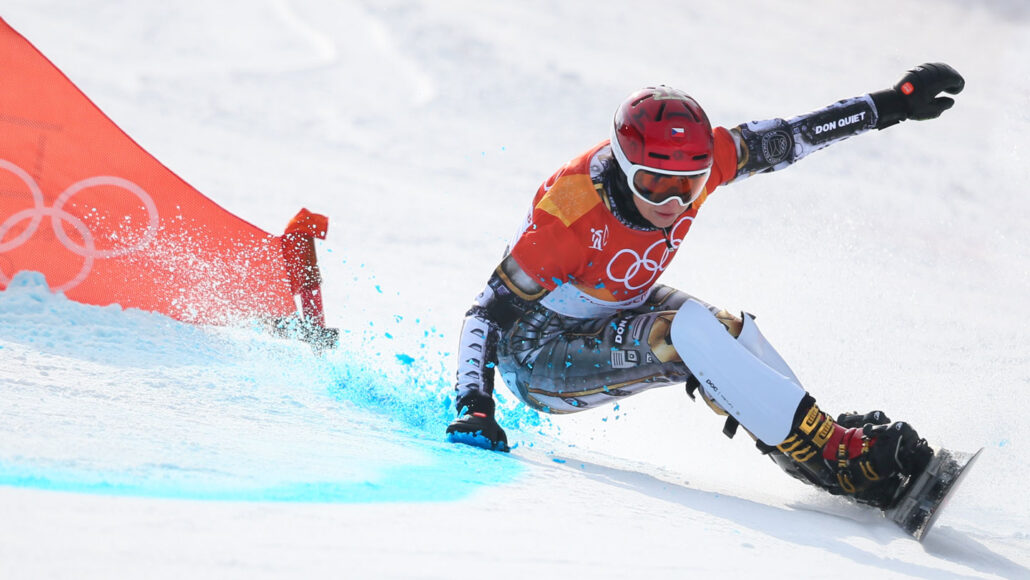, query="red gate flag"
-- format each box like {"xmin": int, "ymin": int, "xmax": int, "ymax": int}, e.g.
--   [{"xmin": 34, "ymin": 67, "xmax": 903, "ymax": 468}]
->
[{"xmin": 0, "ymin": 18, "xmax": 333, "ymax": 342}]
